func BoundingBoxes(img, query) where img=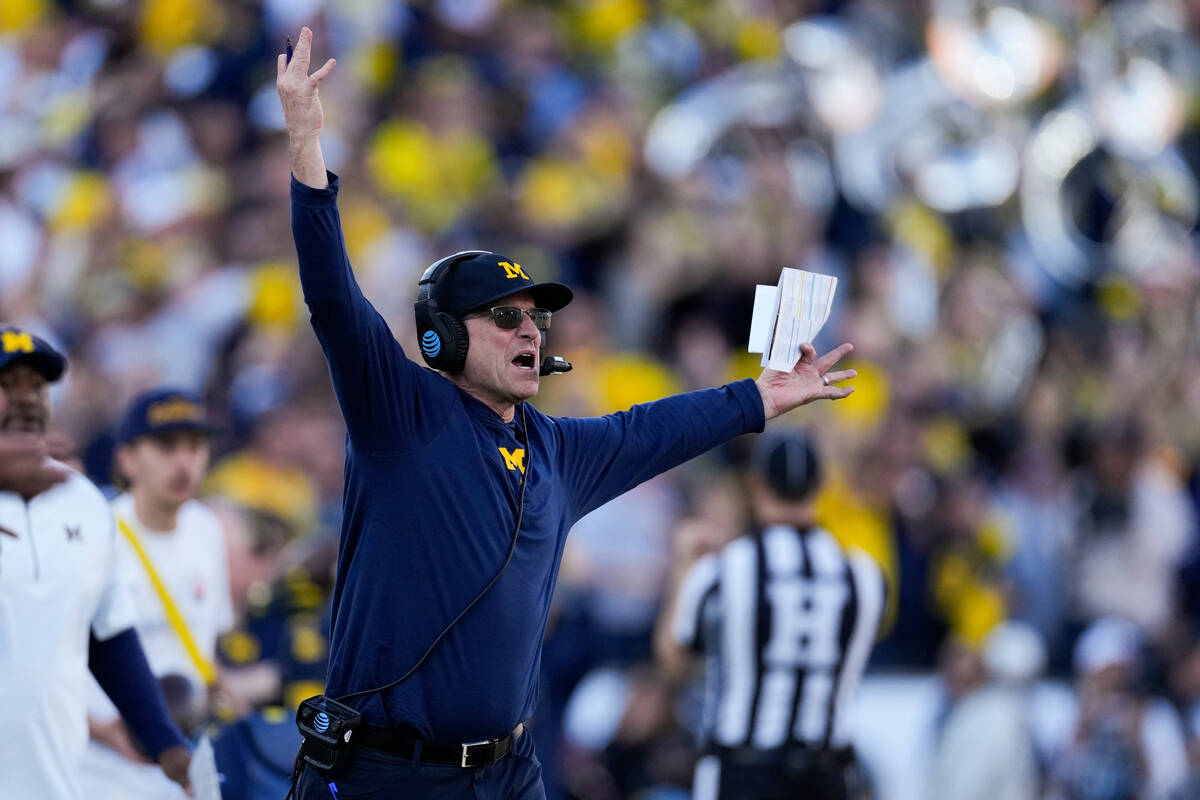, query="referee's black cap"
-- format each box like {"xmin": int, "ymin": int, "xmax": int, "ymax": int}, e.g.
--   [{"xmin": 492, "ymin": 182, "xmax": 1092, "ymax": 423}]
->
[
  {"xmin": 0, "ymin": 326, "xmax": 67, "ymax": 382},
  {"xmin": 750, "ymin": 428, "xmax": 823, "ymax": 501}
]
